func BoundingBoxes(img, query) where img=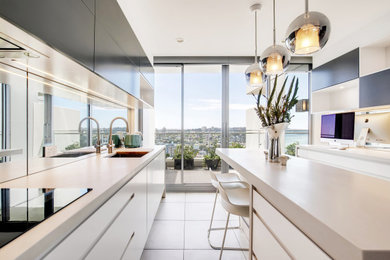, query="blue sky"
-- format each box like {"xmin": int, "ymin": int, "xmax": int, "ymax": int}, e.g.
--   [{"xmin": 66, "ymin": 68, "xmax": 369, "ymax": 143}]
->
[{"xmin": 154, "ymin": 65, "xmax": 309, "ymax": 130}]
